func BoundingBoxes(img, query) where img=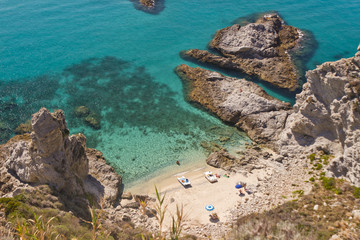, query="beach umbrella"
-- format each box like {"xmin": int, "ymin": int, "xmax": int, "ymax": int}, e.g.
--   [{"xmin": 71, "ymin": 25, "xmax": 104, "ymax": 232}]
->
[
  {"xmin": 205, "ymin": 204, "xmax": 214, "ymax": 211},
  {"xmin": 235, "ymin": 184, "xmax": 242, "ymax": 189}
]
